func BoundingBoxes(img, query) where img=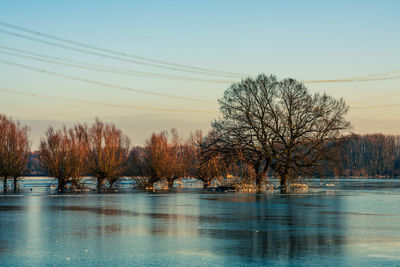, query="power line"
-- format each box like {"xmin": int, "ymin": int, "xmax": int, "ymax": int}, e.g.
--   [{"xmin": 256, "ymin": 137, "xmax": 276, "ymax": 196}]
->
[
  {"xmin": 2, "ymin": 27, "xmax": 400, "ymax": 85},
  {"xmin": 351, "ymin": 103, "xmax": 400, "ymax": 110},
  {"xmin": 303, "ymin": 74, "xmax": 400, "ymax": 84},
  {"xmin": 0, "ymin": 87, "xmax": 216, "ymax": 114},
  {"xmin": 0, "ymin": 58, "xmax": 216, "ymax": 103},
  {"xmin": 349, "ymin": 92, "xmax": 400, "ymax": 105},
  {"xmin": 0, "ymin": 45, "xmax": 234, "ymax": 84},
  {"xmin": 346, "ymin": 69, "xmax": 400, "ymax": 79},
  {"xmin": 0, "ymin": 28, "xmax": 241, "ymax": 78},
  {"xmin": 0, "ymin": 21, "xmax": 245, "ymax": 78},
  {"xmin": 3, "ymin": 85, "xmax": 396, "ymax": 112},
  {"xmin": 3, "ymin": 50, "xmax": 400, "ymax": 108}
]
